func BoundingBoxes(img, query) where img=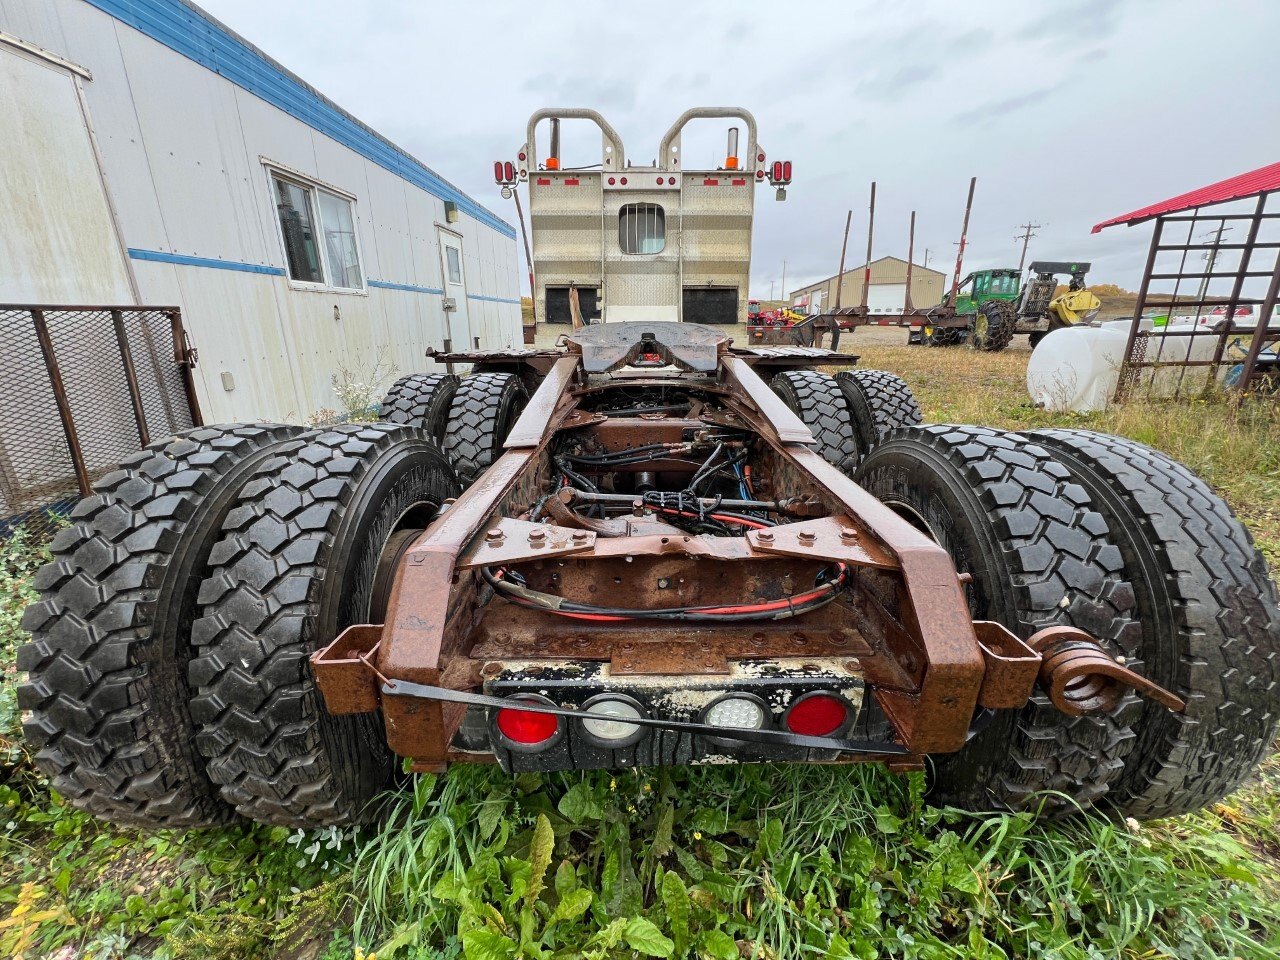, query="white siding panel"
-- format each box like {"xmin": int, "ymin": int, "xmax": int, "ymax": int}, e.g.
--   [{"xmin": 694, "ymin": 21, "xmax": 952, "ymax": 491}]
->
[
  {"xmin": 0, "ymin": 48, "xmax": 133, "ymax": 302},
  {"xmin": 114, "ymin": 29, "xmax": 272, "ymax": 266},
  {"xmin": 9, "ymin": 5, "xmax": 176, "ymax": 254},
  {"xmin": 142, "ymin": 261, "xmax": 304, "ymax": 421}
]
